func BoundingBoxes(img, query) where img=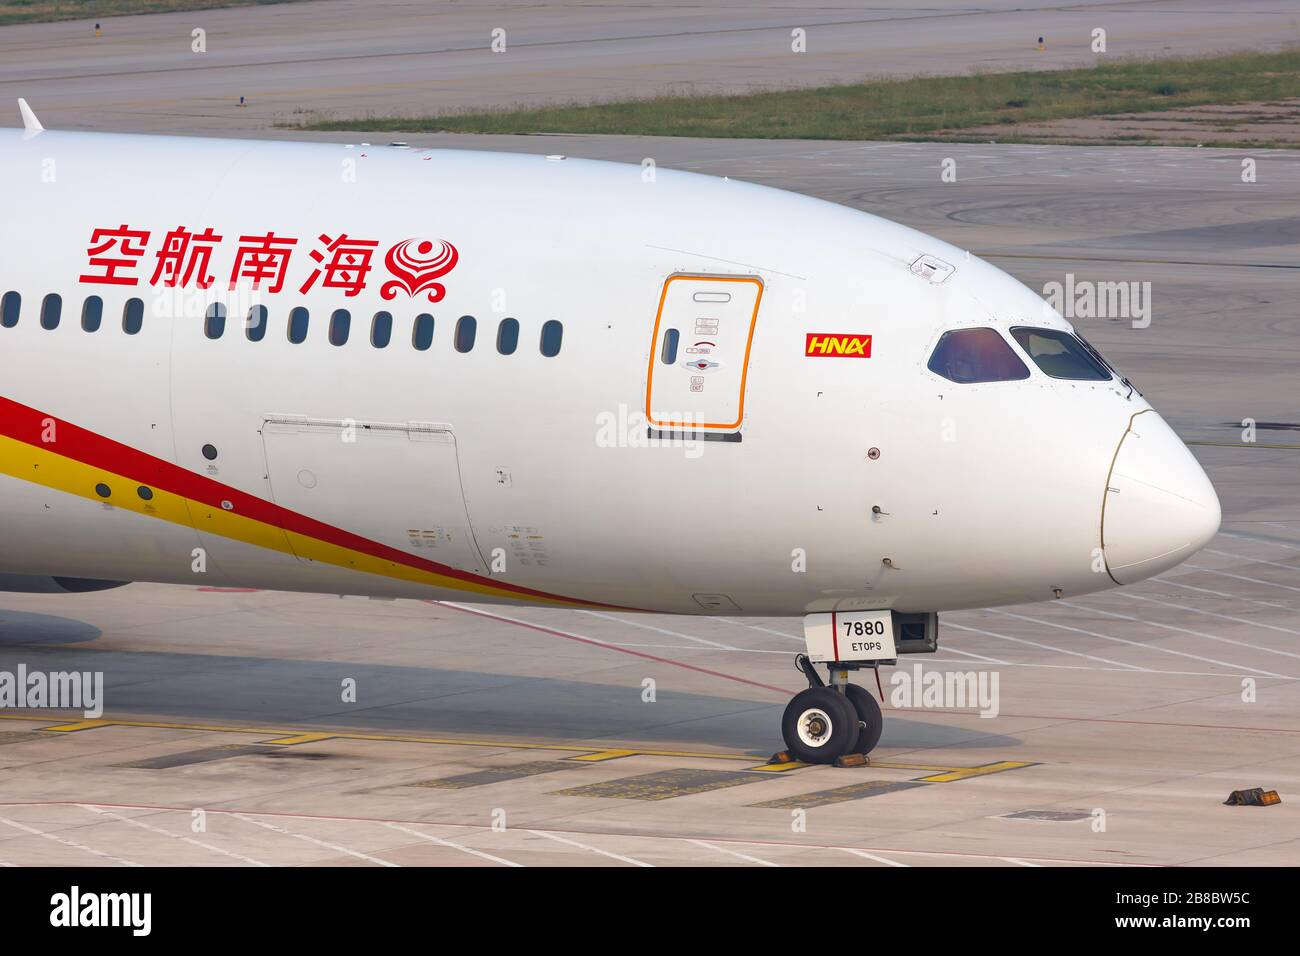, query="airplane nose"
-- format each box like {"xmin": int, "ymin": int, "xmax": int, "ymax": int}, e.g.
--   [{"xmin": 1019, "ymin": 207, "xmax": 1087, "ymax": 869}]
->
[{"xmin": 1102, "ymin": 411, "xmax": 1220, "ymax": 585}]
